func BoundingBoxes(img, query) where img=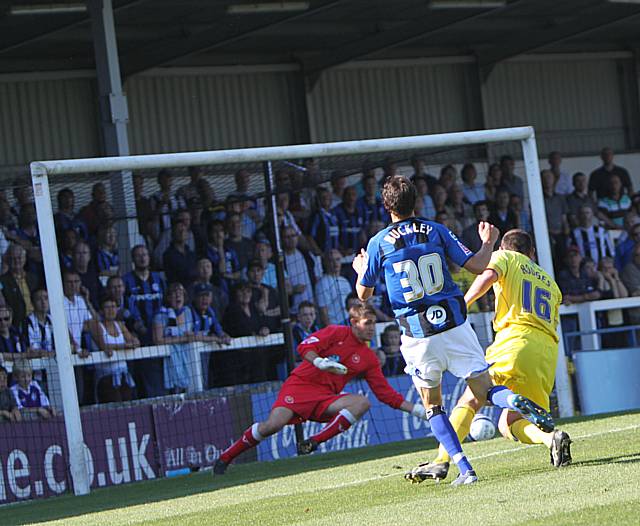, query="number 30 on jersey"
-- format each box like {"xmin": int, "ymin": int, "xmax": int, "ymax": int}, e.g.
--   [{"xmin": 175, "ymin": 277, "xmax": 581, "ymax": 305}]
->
[{"xmin": 393, "ymin": 254, "xmax": 444, "ymax": 302}]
